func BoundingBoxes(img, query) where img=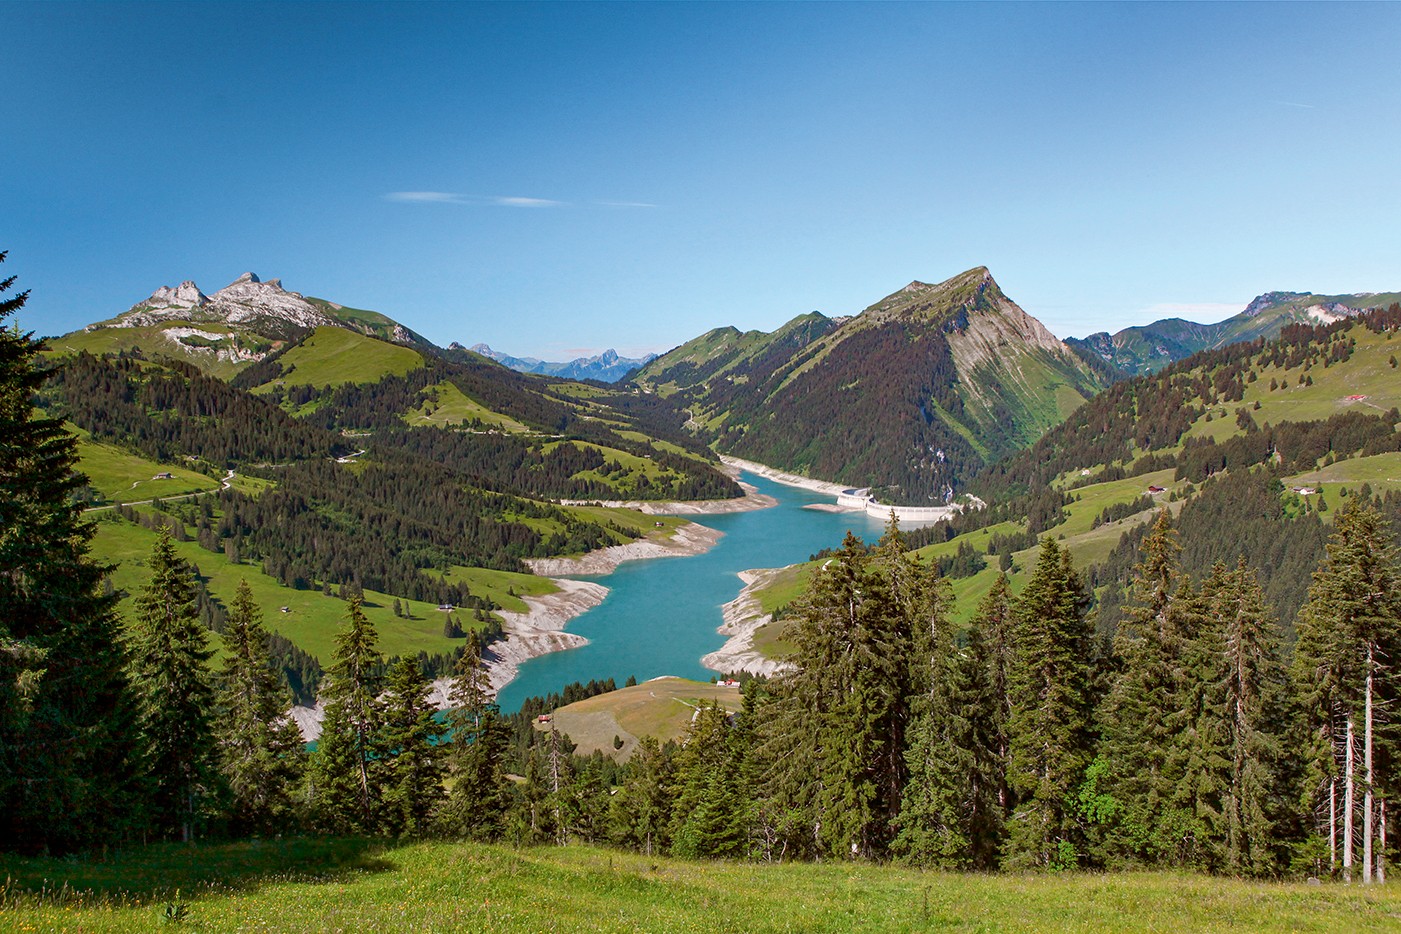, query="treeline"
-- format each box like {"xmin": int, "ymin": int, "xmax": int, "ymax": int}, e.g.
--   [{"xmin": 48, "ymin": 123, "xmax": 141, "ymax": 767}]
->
[
  {"xmin": 712, "ymin": 319, "xmax": 981, "ymax": 505},
  {"xmin": 242, "ymin": 349, "xmax": 740, "ymax": 502},
  {"xmin": 46, "ymin": 351, "xmax": 349, "ymax": 470},
  {"xmin": 976, "ymin": 306, "xmax": 1401, "ymax": 502}
]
